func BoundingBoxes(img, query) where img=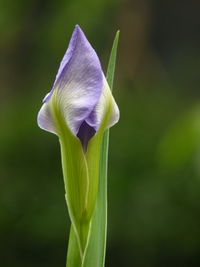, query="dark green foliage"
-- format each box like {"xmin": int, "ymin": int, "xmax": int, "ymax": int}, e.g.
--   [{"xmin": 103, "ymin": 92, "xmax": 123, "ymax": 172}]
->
[{"xmin": 1, "ymin": 0, "xmax": 200, "ymax": 266}]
